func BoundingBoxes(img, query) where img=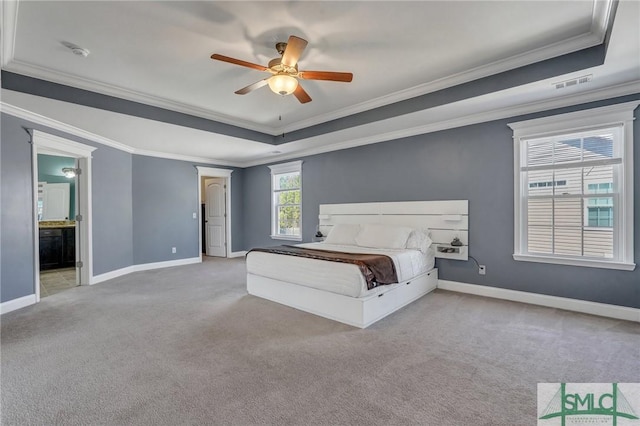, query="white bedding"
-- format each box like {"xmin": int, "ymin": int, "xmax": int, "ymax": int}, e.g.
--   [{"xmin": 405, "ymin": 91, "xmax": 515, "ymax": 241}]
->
[{"xmin": 246, "ymin": 242, "xmax": 435, "ymax": 298}]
